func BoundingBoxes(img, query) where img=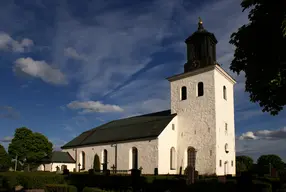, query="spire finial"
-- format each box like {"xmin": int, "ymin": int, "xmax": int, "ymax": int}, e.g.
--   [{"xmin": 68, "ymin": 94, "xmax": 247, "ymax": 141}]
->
[{"xmin": 198, "ymin": 17, "xmax": 204, "ymax": 30}]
